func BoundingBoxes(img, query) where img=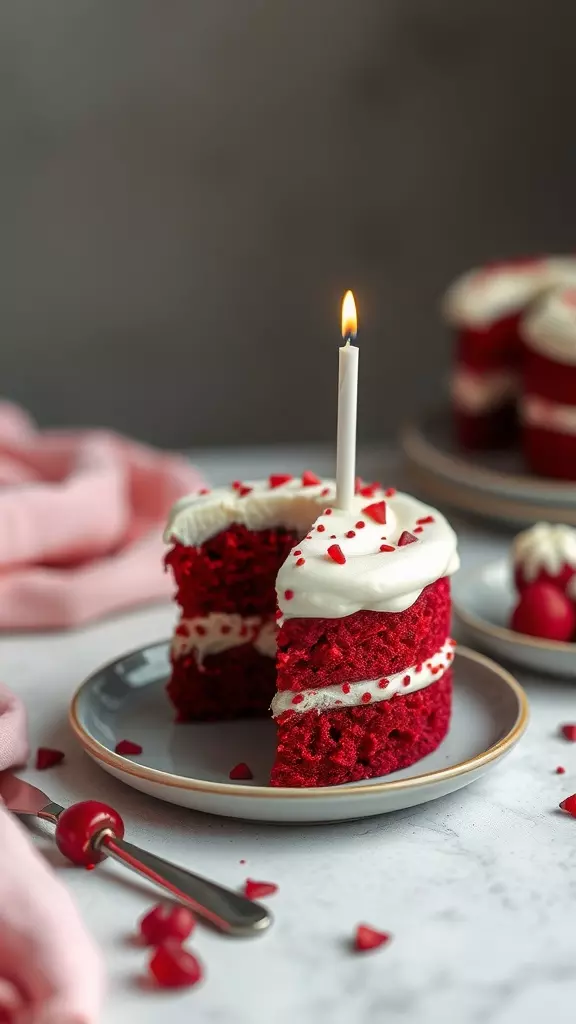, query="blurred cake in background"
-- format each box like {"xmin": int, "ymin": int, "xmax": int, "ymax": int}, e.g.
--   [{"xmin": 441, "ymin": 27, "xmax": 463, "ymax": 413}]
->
[
  {"xmin": 510, "ymin": 522, "xmax": 576, "ymax": 641},
  {"xmin": 442, "ymin": 256, "xmax": 576, "ymax": 455},
  {"xmin": 520, "ymin": 288, "xmax": 576, "ymax": 479}
]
